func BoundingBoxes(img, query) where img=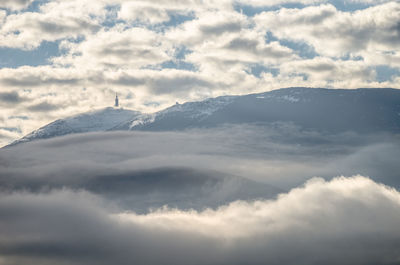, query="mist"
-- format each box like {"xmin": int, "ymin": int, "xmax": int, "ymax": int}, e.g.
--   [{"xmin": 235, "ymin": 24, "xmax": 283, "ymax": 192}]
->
[{"xmin": 1, "ymin": 124, "xmax": 400, "ymax": 264}]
